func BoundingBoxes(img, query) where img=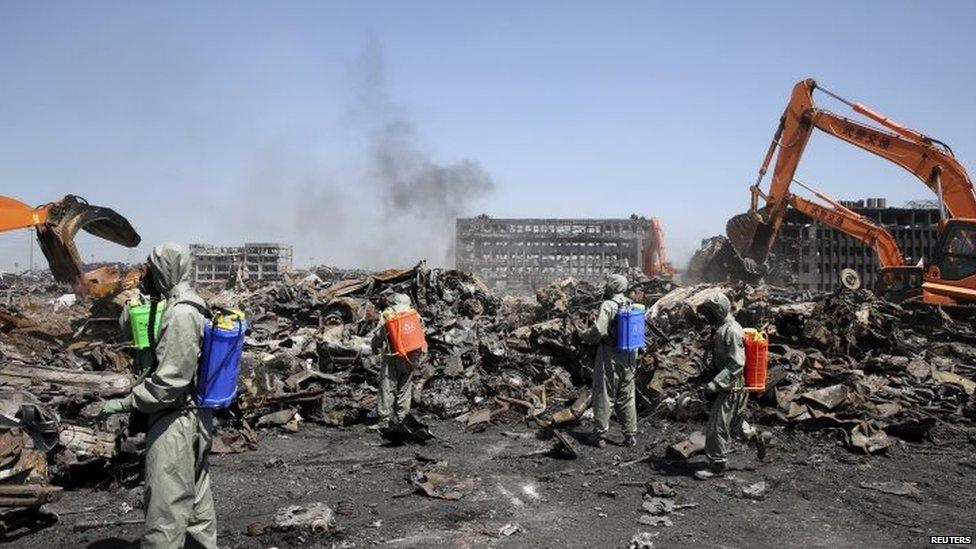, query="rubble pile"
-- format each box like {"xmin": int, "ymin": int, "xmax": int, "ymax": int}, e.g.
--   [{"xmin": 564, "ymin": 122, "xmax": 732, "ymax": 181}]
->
[
  {"xmin": 0, "ymin": 263, "xmax": 974, "ymax": 514},
  {"xmin": 647, "ymin": 283, "xmax": 975, "ymax": 452},
  {"xmin": 756, "ymin": 289, "xmax": 976, "ymax": 452}
]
